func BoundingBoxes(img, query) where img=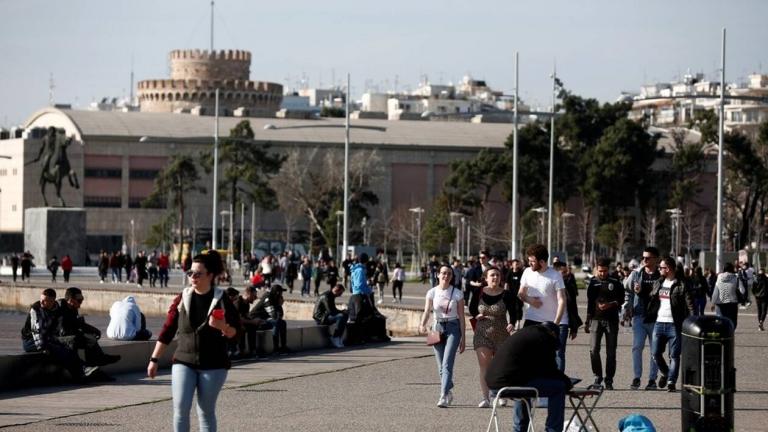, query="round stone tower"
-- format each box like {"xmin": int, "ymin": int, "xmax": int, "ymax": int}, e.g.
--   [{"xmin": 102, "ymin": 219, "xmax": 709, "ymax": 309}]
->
[{"xmin": 137, "ymin": 49, "xmax": 283, "ymax": 117}]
